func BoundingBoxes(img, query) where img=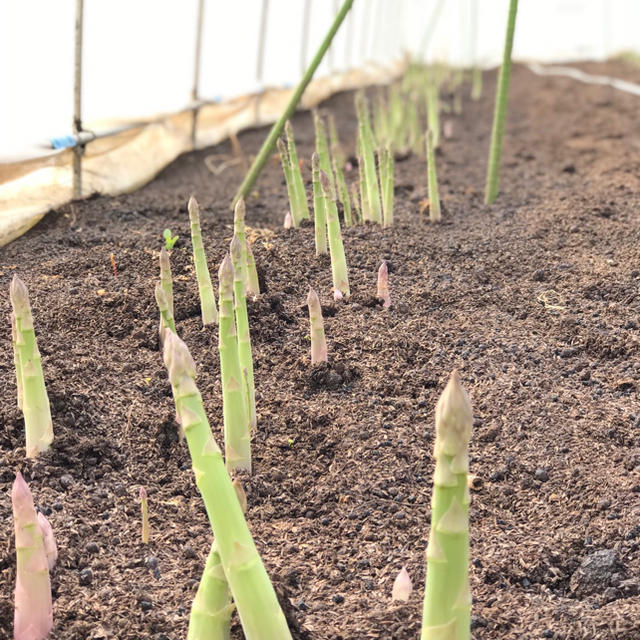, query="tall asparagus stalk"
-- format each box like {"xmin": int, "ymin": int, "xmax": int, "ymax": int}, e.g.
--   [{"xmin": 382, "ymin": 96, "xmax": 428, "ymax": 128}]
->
[
  {"xmin": 187, "ymin": 541, "xmax": 233, "ymax": 640},
  {"xmin": 307, "ymin": 288, "xmax": 328, "ymax": 364},
  {"xmin": 188, "ymin": 196, "xmax": 218, "ymax": 325},
  {"xmin": 379, "ymin": 146, "xmax": 395, "ymax": 227},
  {"xmin": 313, "ymin": 111, "xmax": 335, "ymax": 199},
  {"xmin": 12, "ymin": 472, "xmax": 53, "ymax": 640},
  {"xmin": 162, "ymin": 332, "xmax": 291, "ymax": 639},
  {"xmin": 328, "ymin": 115, "xmax": 353, "ymax": 226},
  {"xmin": 312, "ymin": 152, "xmax": 328, "ymax": 256},
  {"xmin": 421, "ymin": 371, "xmax": 472, "ymax": 640},
  {"xmin": 426, "ymin": 130, "xmax": 441, "ymax": 223},
  {"xmin": 285, "ymin": 121, "xmax": 310, "ymax": 222},
  {"xmin": 10, "ymin": 276, "xmax": 53, "ymax": 457},
  {"xmin": 218, "ymin": 256, "xmax": 251, "ymax": 473},
  {"xmin": 355, "ymin": 93, "xmax": 382, "ymax": 224},
  {"xmin": 426, "ymin": 82, "xmax": 440, "ymax": 150},
  {"xmin": 230, "ymin": 236, "xmax": 256, "ymax": 433},
  {"xmin": 155, "ymin": 283, "xmax": 177, "ymax": 340},
  {"xmin": 11, "ymin": 312, "xmax": 23, "ymax": 410},
  {"xmin": 233, "ymin": 199, "xmax": 249, "ymax": 290},
  {"xmin": 277, "ymin": 138, "xmax": 299, "ymax": 228},
  {"xmin": 320, "ymin": 171, "xmax": 350, "ymax": 300},
  {"xmin": 485, "ymin": 0, "xmax": 519, "ymax": 204}
]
